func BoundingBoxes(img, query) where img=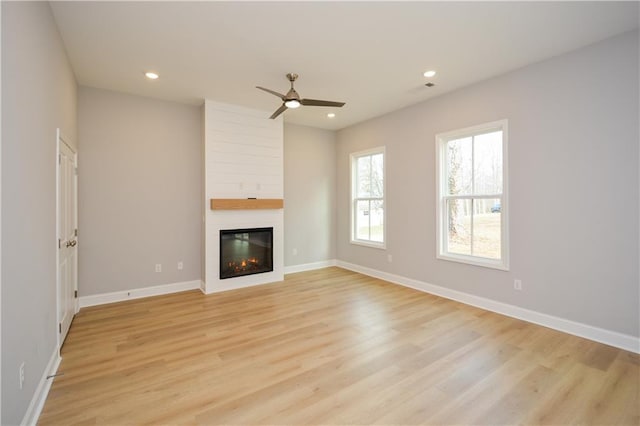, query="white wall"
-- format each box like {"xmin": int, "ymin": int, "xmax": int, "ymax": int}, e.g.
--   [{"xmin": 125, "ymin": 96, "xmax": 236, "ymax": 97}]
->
[
  {"xmin": 336, "ymin": 31, "xmax": 639, "ymax": 338},
  {"xmin": 283, "ymin": 124, "xmax": 336, "ymax": 267},
  {"xmin": 1, "ymin": 2, "xmax": 78, "ymax": 424},
  {"xmin": 78, "ymin": 87, "xmax": 201, "ymax": 296},
  {"xmin": 203, "ymin": 100, "xmax": 284, "ymax": 293}
]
